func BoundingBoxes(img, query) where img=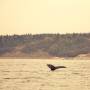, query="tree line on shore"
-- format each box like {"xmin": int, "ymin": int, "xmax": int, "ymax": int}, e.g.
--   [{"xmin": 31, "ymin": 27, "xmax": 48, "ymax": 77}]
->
[{"xmin": 0, "ymin": 33, "xmax": 90, "ymax": 57}]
